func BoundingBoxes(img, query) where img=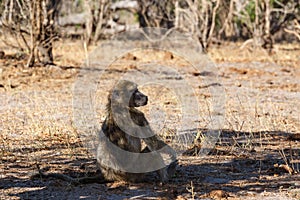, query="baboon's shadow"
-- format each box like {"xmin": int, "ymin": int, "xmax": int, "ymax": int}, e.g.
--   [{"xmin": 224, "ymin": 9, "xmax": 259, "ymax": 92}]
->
[{"xmin": 2, "ymin": 129, "xmax": 299, "ymax": 199}]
